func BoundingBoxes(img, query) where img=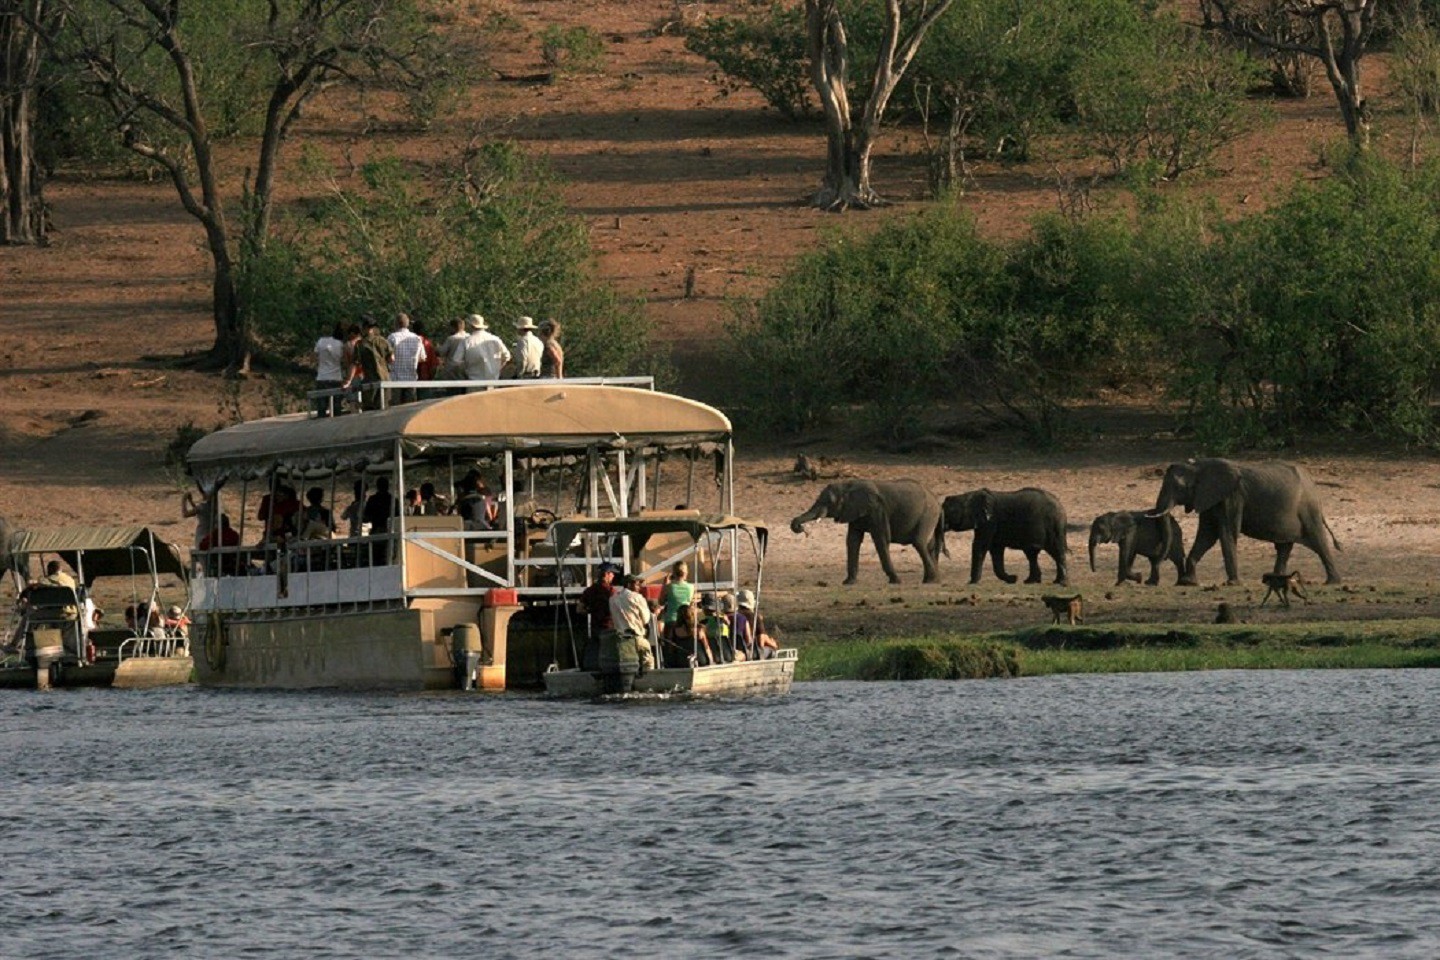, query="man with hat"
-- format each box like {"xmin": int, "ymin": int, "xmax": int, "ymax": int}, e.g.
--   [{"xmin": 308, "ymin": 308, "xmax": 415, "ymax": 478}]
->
[
  {"xmin": 510, "ymin": 316, "xmax": 543, "ymax": 379},
  {"xmin": 461, "ymin": 312, "xmax": 511, "ymax": 383},
  {"xmin": 608, "ymin": 573, "xmax": 655, "ymax": 674}
]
